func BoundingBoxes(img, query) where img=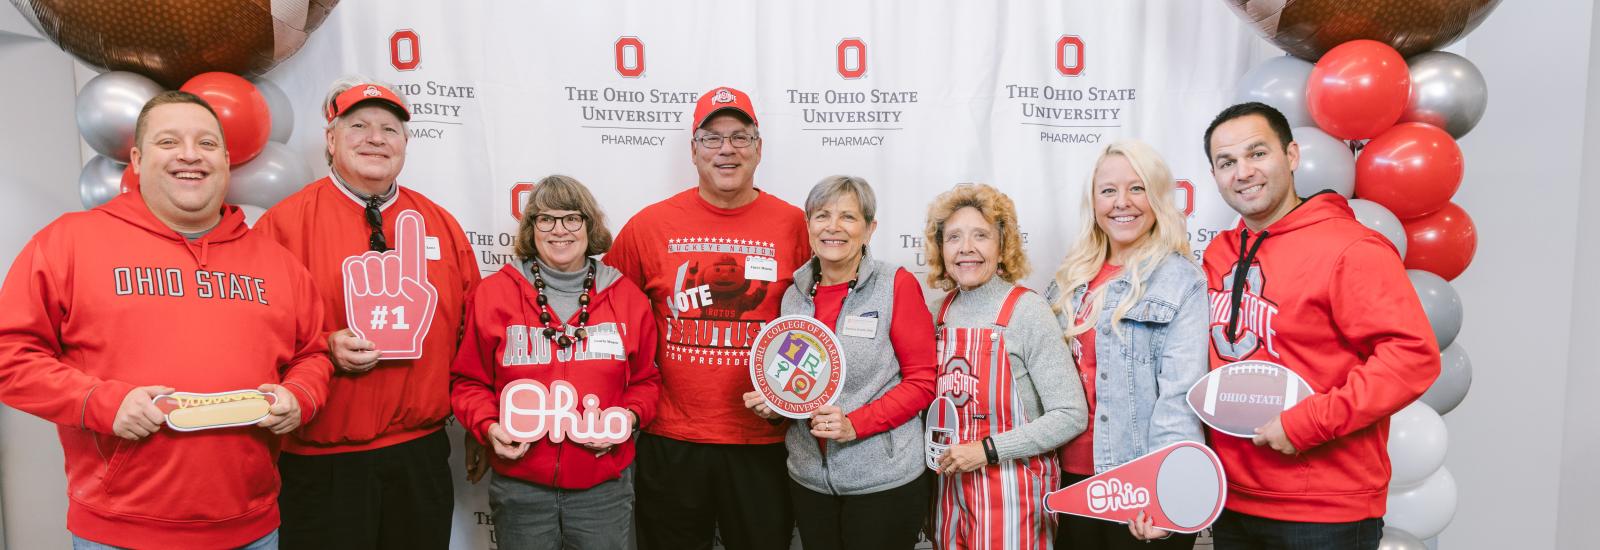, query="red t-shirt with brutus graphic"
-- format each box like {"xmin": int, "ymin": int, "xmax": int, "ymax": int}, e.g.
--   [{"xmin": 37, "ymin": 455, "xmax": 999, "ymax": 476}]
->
[
  {"xmin": 605, "ymin": 188, "xmax": 810, "ymax": 445},
  {"xmin": 1061, "ymin": 262, "xmax": 1120, "ymax": 476}
]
